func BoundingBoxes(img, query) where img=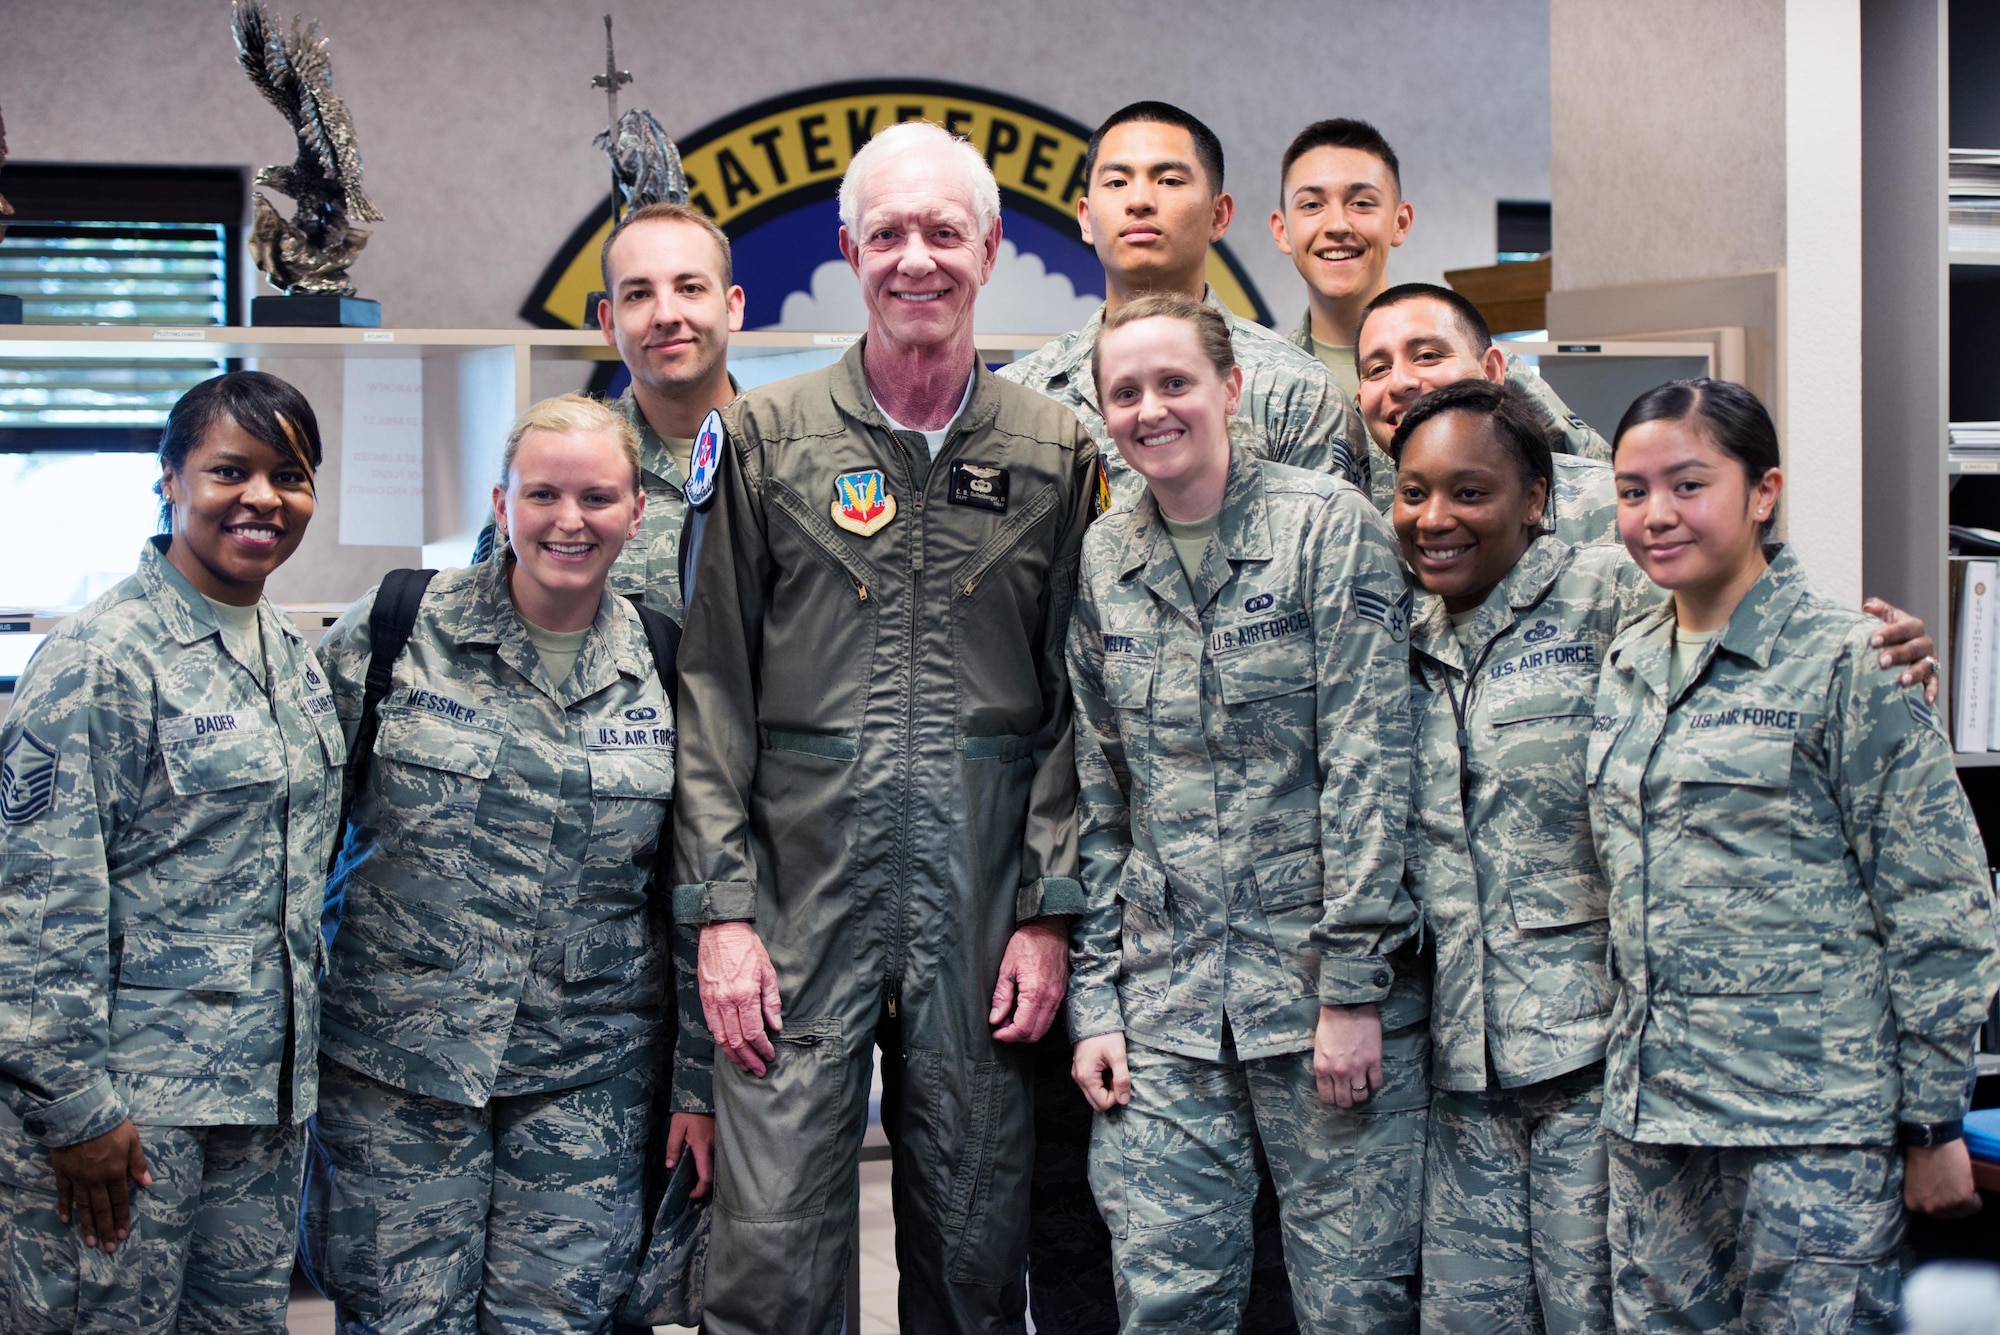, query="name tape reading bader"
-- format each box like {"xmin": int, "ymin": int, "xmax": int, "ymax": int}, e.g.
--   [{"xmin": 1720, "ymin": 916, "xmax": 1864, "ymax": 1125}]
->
[{"xmin": 159, "ymin": 712, "xmax": 265, "ymax": 746}]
